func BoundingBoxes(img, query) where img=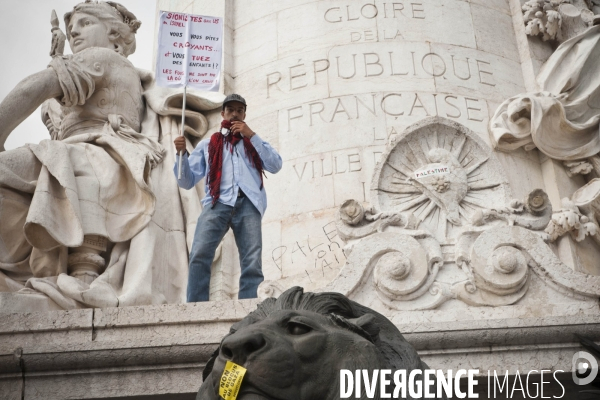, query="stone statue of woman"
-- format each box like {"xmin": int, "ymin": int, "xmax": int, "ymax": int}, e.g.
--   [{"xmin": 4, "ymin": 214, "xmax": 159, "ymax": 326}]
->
[{"xmin": 0, "ymin": 0, "xmax": 223, "ymax": 311}]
